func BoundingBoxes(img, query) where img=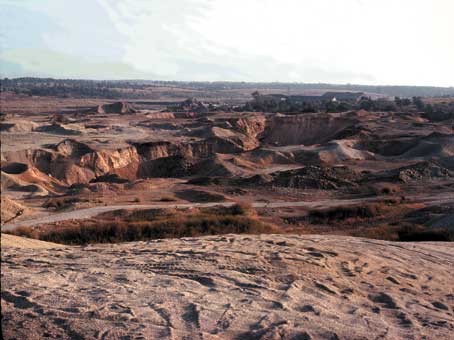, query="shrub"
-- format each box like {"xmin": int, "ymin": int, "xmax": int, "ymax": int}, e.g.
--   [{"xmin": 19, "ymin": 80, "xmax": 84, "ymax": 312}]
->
[
  {"xmin": 308, "ymin": 203, "xmax": 387, "ymax": 223},
  {"xmin": 43, "ymin": 197, "xmax": 83, "ymax": 210},
  {"xmin": 16, "ymin": 212, "xmax": 275, "ymax": 245},
  {"xmin": 397, "ymin": 225, "xmax": 453, "ymax": 242},
  {"xmin": 230, "ymin": 202, "xmax": 254, "ymax": 216},
  {"xmin": 379, "ymin": 183, "xmax": 400, "ymax": 195},
  {"xmin": 159, "ymin": 196, "xmax": 176, "ymax": 202},
  {"xmin": 352, "ymin": 223, "xmax": 453, "ymax": 242},
  {"xmin": 8, "ymin": 226, "xmax": 37, "ymax": 239},
  {"xmin": 352, "ymin": 225, "xmax": 399, "ymax": 241}
]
